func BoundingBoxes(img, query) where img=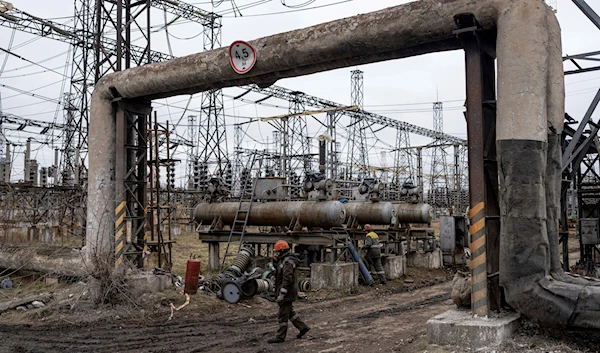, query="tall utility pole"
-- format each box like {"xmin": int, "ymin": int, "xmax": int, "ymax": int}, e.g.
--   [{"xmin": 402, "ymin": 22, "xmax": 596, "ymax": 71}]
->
[
  {"xmin": 347, "ymin": 69, "xmax": 369, "ymax": 181},
  {"xmin": 429, "ymin": 101, "xmax": 450, "ymax": 213},
  {"xmin": 198, "ymin": 12, "xmax": 228, "ymax": 179}
]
